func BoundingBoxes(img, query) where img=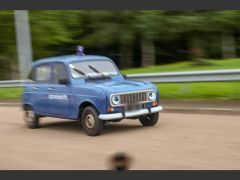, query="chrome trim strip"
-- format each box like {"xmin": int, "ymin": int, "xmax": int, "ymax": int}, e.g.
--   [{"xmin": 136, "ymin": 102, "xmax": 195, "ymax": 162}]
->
[
  {"xmin": 98, "ymin": 113, "xmax": 123, "ymax": 120},
  {"xmin": 151, "ymin": 106, "xmax": 163, "ymax": 113},
  {"xmin": 125, "ymin": 109, "xmax": 149, "ymax": 118},
  {"xmin": 98, "ymin": 105, "xmax": 163, "ymax": 121}
]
